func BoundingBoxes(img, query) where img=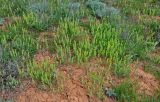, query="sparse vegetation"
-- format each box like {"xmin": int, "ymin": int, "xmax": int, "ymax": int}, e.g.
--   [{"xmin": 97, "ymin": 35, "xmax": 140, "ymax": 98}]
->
[{"xmin": 0, "ymin": 0, "xmax": 160, "ymax": 102}]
